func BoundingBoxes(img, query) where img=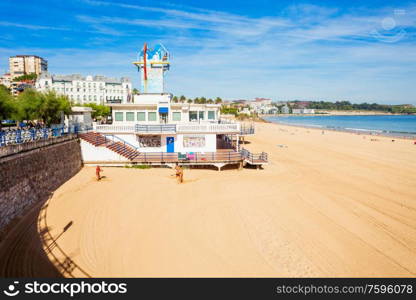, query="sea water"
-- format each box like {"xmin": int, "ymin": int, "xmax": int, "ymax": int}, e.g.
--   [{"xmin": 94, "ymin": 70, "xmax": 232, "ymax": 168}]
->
[{"xmin": 265, "ymin": 115, "xmax": 416, "ymax": 137}]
